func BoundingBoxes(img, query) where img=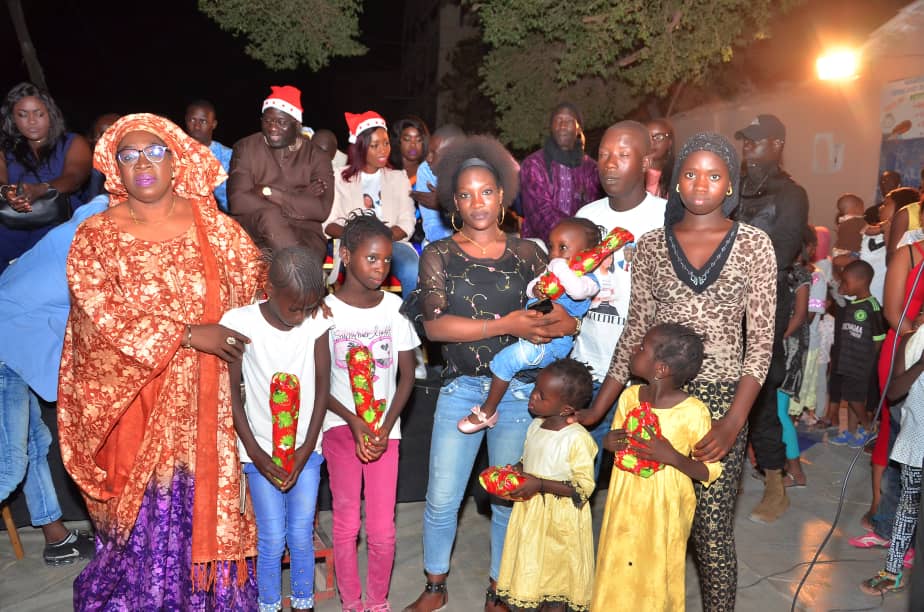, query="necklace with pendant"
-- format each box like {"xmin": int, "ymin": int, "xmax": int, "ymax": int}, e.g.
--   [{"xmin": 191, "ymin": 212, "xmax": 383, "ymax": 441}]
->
[{"xmin": 457, "ymin": 229, "xmax": 501, "ymax": 256}]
